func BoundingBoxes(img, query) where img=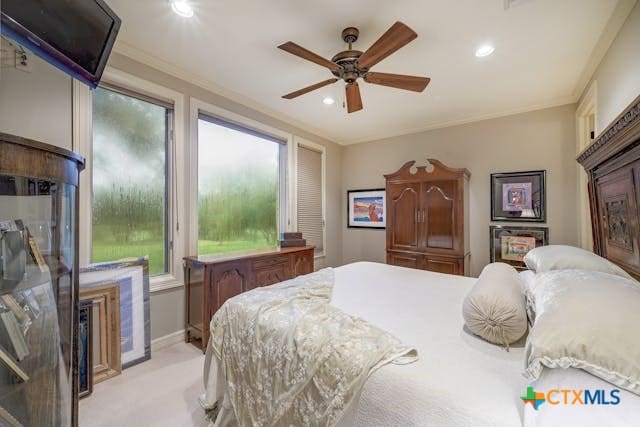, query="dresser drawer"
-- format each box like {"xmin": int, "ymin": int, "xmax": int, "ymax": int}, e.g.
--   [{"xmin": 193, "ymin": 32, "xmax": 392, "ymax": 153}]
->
[
  {"xmin": 252, "ymin": 256, "xmax": 289, "ymax": 269},
  {"xmin": 254, "ymin": 263, "xmax": 290, "ymax": 287}
]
